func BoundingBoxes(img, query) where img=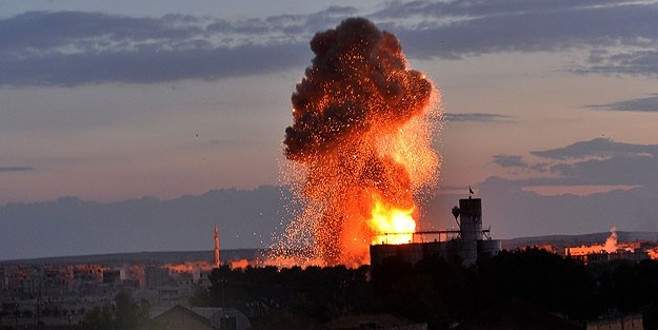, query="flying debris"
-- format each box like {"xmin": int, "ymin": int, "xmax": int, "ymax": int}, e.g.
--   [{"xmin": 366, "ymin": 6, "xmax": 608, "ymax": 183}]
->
[{"xmin": 271, "ymin": 18, "xmax": 442, "ymax": 266}]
